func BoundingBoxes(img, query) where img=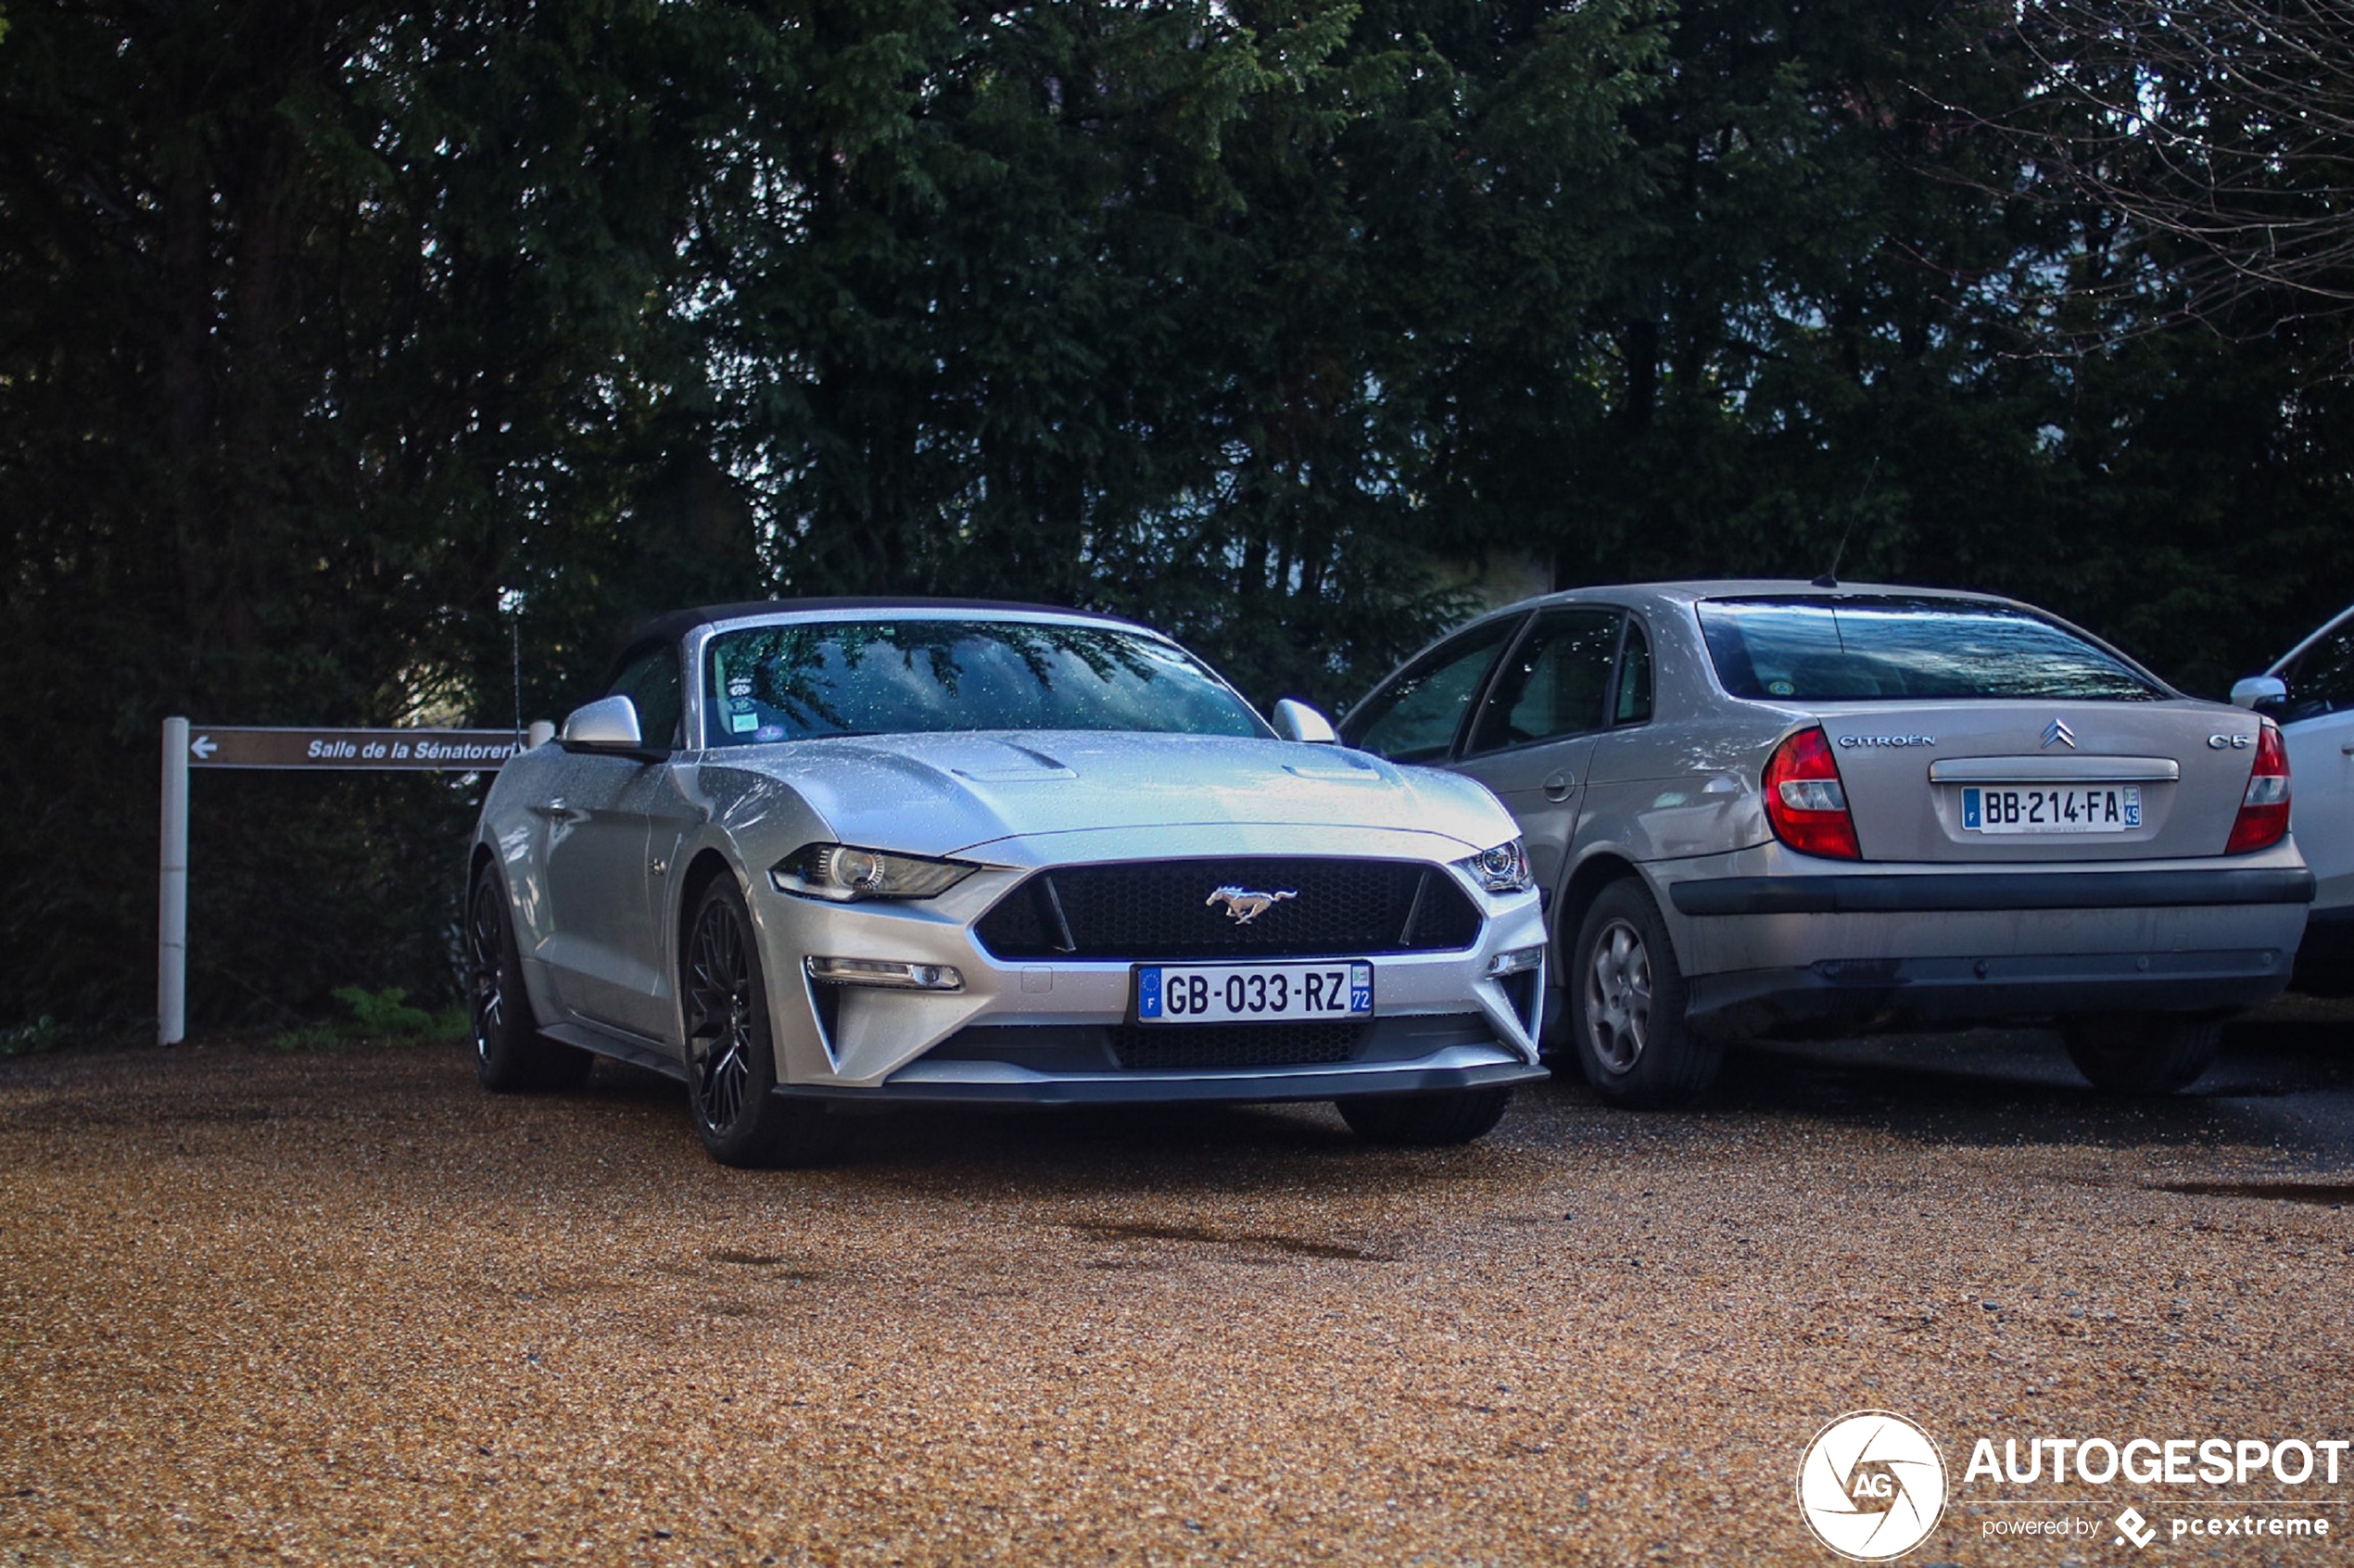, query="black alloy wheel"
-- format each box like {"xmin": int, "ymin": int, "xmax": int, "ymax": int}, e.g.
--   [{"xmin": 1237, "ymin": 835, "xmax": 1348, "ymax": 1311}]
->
[
  {"xmin": 686, "ymin": 888, "xmax": 759, "ymax": 1137},
  {"xmin": 1336, "ymin": 1086, "xmax": 1513, "ymax": 1145},
  {"xmin": 467, "ymin": 870, "xmax": 590, "ymax": 1092},
  {"xmin": 467, "ymin": 876, "xmax": 509, "ymax": 1067},
  {"xmin": 682, "ymin": 879, "xmax": 842, "ymax": 1167}
]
